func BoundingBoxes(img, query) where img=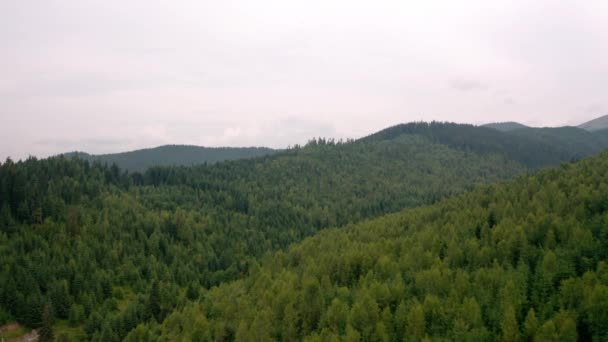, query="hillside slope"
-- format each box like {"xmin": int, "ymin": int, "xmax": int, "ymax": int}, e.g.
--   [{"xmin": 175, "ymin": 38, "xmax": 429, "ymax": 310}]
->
[
  {"xmin": 506, "ymin": 126, "xmax": 608, "ymax": 160},
  {"xmin": 579, "ymin": 114, "xmax": 608, "ymax": 131},
  {"xmin": 155, "ymin": 152, "xmax": 608, "ymax": 341},
  {"xmin": 2, "ymin": 122, "xmax": 608, "ymax": 340},
  {"xmin": 482, "ymin": 121, "xmax": 529, "ymax": 132},
  {"xmin": 63, "ymin": 145, "xmax": 277, "ymax": 172},
  {"xmin": 361, "ymin": 122, "xmax": 608, "ymax": 168},
  {"xmin": 0, "ymin": 133, "xmax": 527, "ymax": 339}
]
